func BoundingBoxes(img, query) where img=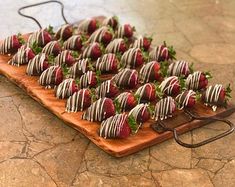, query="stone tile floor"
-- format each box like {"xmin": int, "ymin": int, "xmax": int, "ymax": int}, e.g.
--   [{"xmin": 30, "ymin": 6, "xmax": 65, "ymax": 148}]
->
[{"xmin": 0, "ymin": 0, "xmax": 235, "ymax": 186}]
